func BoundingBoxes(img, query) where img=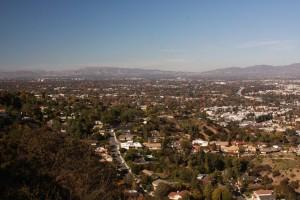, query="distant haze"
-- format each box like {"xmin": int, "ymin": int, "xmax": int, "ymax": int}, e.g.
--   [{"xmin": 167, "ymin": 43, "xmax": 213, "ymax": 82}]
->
[
  {"xmin": 2, "ymin": 63, "xmax": 300, "ymax": 80},
  {"xmin": 0, "ymin": 1, "xmax": 300, "ymax": 72}
]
